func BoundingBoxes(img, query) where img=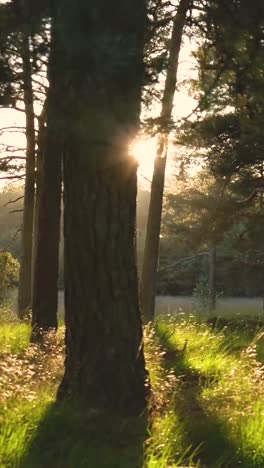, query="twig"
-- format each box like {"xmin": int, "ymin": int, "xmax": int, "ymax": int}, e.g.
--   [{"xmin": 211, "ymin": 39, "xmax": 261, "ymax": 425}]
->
[
  {"xmin": 0, "ymin": 174, "xmax": 26, "ymax": 180},
  {"xmin": 4, "ymin": 195, "xmax": 24, "ymax": 207},
  {"xmin": 9, "ymin": 209, "xmax": 23, "ymax": 214},
  {"xmin": 0, "ymin": 126, "xmax": 25, "ymax": 132},
  {"xmin": 4, "ymin": 228, "xmax": 21, "ymax": 250},
  {"xmin": 138, "ymin": 173, "xmax": 152, "ymax": 184},
  {"xmin": 237, "ymin": 187, "xmax": 264, "ymax": 204},
  {"xmin": 159, "ymin": 251, "xmax": 209, "ymax": 272}
]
